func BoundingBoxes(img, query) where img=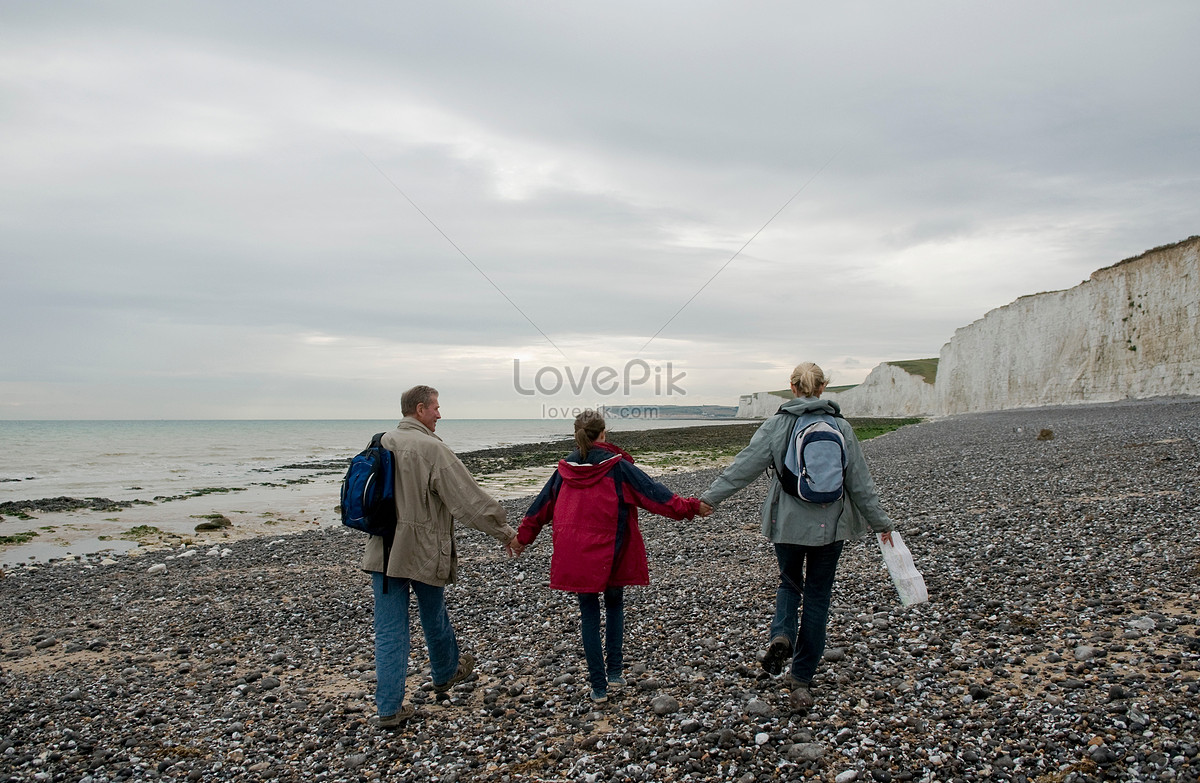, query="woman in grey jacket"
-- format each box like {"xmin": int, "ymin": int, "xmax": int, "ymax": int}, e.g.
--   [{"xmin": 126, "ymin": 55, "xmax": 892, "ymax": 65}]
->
[{"xmin": 700, "ymin": 362, "xmax": 895, "ymax": 709}]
